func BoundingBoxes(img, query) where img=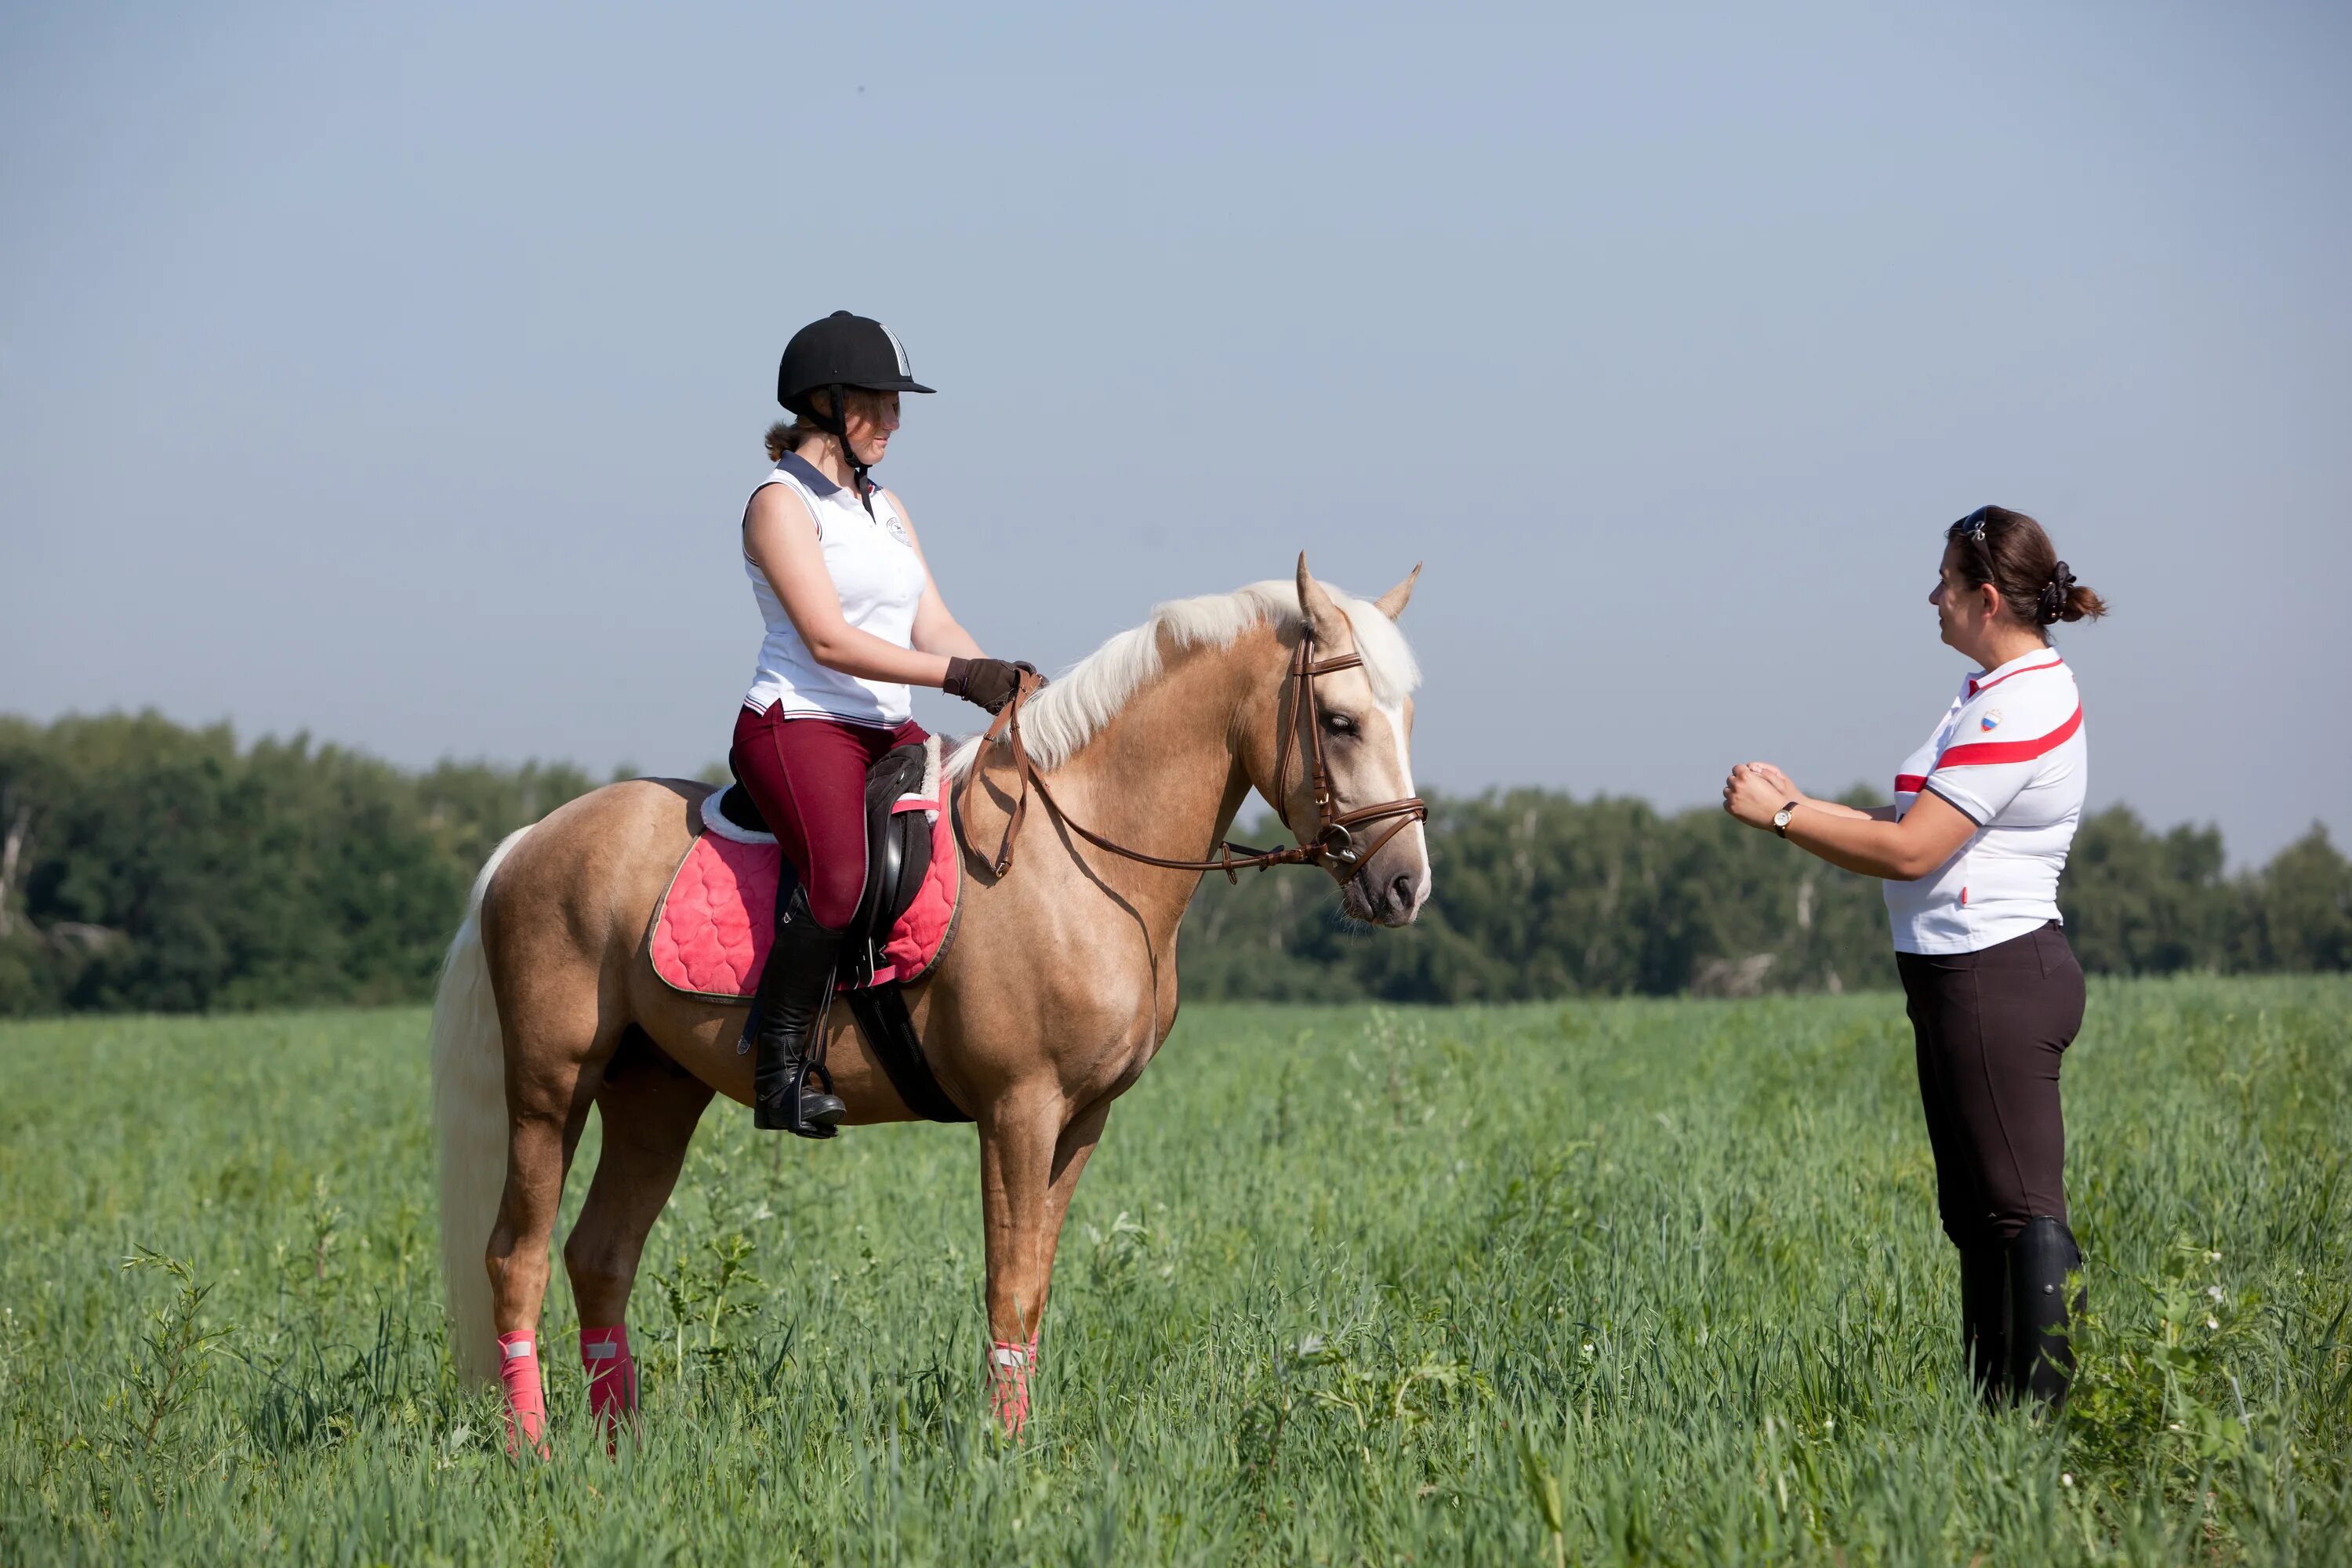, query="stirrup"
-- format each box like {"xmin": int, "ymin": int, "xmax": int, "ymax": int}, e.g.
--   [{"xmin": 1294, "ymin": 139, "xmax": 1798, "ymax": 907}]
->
[{"xmin": 758, "ymin": 1057, "xmax": 844, "ymax": 1139}]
